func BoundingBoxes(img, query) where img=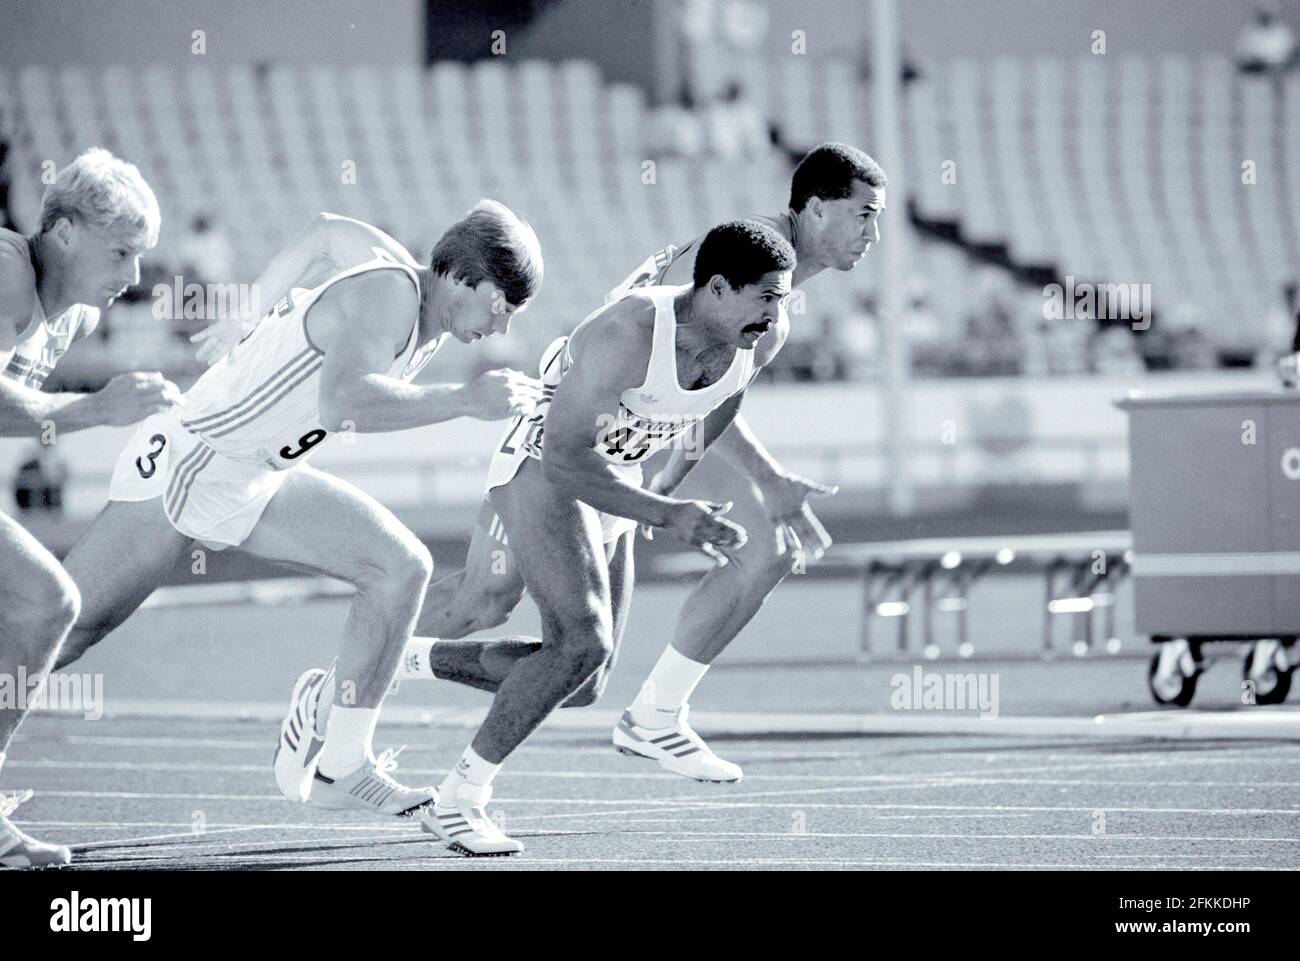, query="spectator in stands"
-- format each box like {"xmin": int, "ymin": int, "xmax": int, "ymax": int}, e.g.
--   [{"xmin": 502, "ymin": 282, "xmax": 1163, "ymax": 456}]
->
[
  {"xmin": 901, "ymin": 280, "xmax": 949, "ymax": 376},
  {"xmin": 705, "ymin": 82, "xmax": 770, "ymax": 160},
  {"xmin": 1090, "ymin": 325, "xmax": 1146, "ymax": 376},
  {"xmin": 1165, "ymin": 302, "xmax": 1219, "ymax": 370},
  {"xmin": 961, "ymin": 269, "xmax": 1023, "ymax": 376},
  {"xmin": 177, "ymin": 212, "xmax": 235, "ymax": 287},
  {"xmin": 12, "ymin": 443, "xmax": 68, "ymax": 514},
  {"xmin": 1044, "ymin": 296, "xmax": 1091, "ymax": 377},
  {"xmin": 1236, "ymin": 1, "xmax": 1298, "ymax": 74},
  {"xmin": 1257, "ymin": 280, "xmax": 1299, "ymax": 367},
  {"xmin": 649, "ymin": 93, "xmax": 707, "ymax": 157},
  {"xmin": 678, "ymin": 0, "xmax": 768, "ymax": 107},
  {"xmin": 833, "ymin": 292, "xmax": 882, "ymax": 380}
]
